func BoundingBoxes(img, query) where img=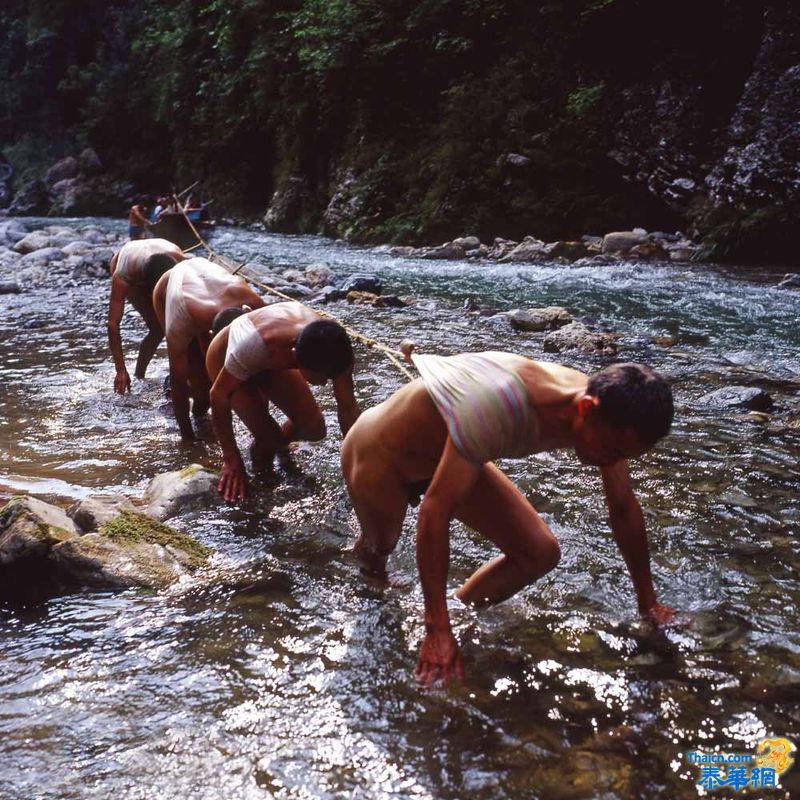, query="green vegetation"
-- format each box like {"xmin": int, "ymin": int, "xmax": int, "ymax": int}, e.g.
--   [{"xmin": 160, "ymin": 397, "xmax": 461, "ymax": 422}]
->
[
  {"xmin": 0, "ymin": 0, "xmax": 788, "ymax": 257},
  {"xmin": 101, "ymin": 511, "xmax": 211, "ymax": 563}
]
